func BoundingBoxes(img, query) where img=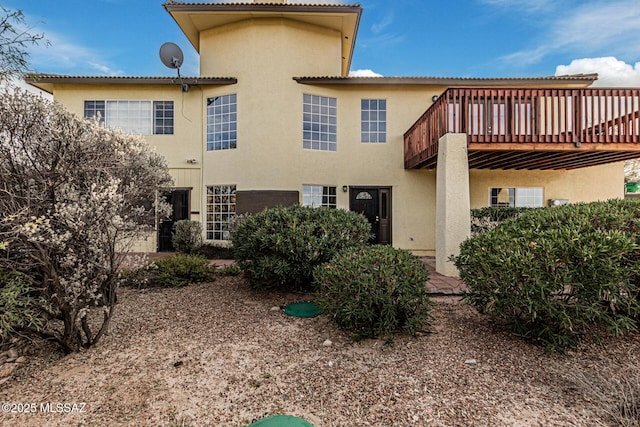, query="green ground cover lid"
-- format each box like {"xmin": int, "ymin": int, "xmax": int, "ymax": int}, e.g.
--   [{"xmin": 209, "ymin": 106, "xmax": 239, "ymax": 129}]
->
[
  {"xmin": 283, "ymin": 301, "xmax": 323, "ymax": 318},
  {"xmin": 249, "ymin": 415, "xmax": 315, "ymax": 427}
]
